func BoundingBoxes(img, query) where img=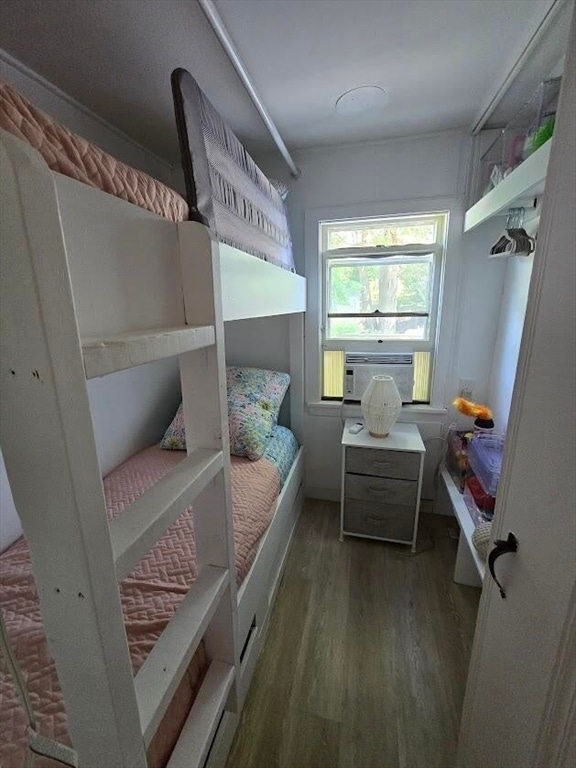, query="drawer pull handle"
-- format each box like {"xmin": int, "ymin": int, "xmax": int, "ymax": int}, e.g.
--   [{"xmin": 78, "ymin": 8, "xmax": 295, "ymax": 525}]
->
[
  {"xmin": 368, "ymin": 486, "xmax": 388, "ymax": 494},
  {"xmin": 367, "ymin": 517, "xmax": 386, "ymax": 525},
  {"xmin": 373, "ymin": 461, "xmax": 391, "ymax": 467}
]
